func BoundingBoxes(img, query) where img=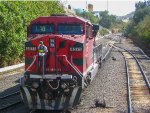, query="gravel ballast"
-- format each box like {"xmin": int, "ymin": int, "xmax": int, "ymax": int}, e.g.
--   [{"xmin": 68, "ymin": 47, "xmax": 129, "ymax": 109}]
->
[{"xmin": 71, "ymin": 48, "xmax": 128, "ymax": 113}]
